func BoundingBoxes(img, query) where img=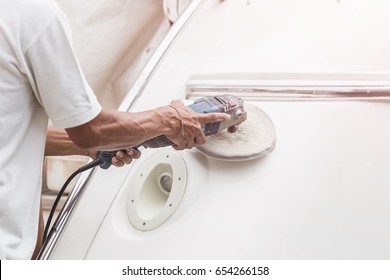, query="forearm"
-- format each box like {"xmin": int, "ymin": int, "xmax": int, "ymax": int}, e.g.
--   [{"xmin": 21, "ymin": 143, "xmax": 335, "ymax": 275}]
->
[
  {"xmin": 45, "ymin": 126, "xmax": 88, "ymax": 156},
  {"xmin": 65, "ymin": 106, "xmax": 179, "ymax": 151}
]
